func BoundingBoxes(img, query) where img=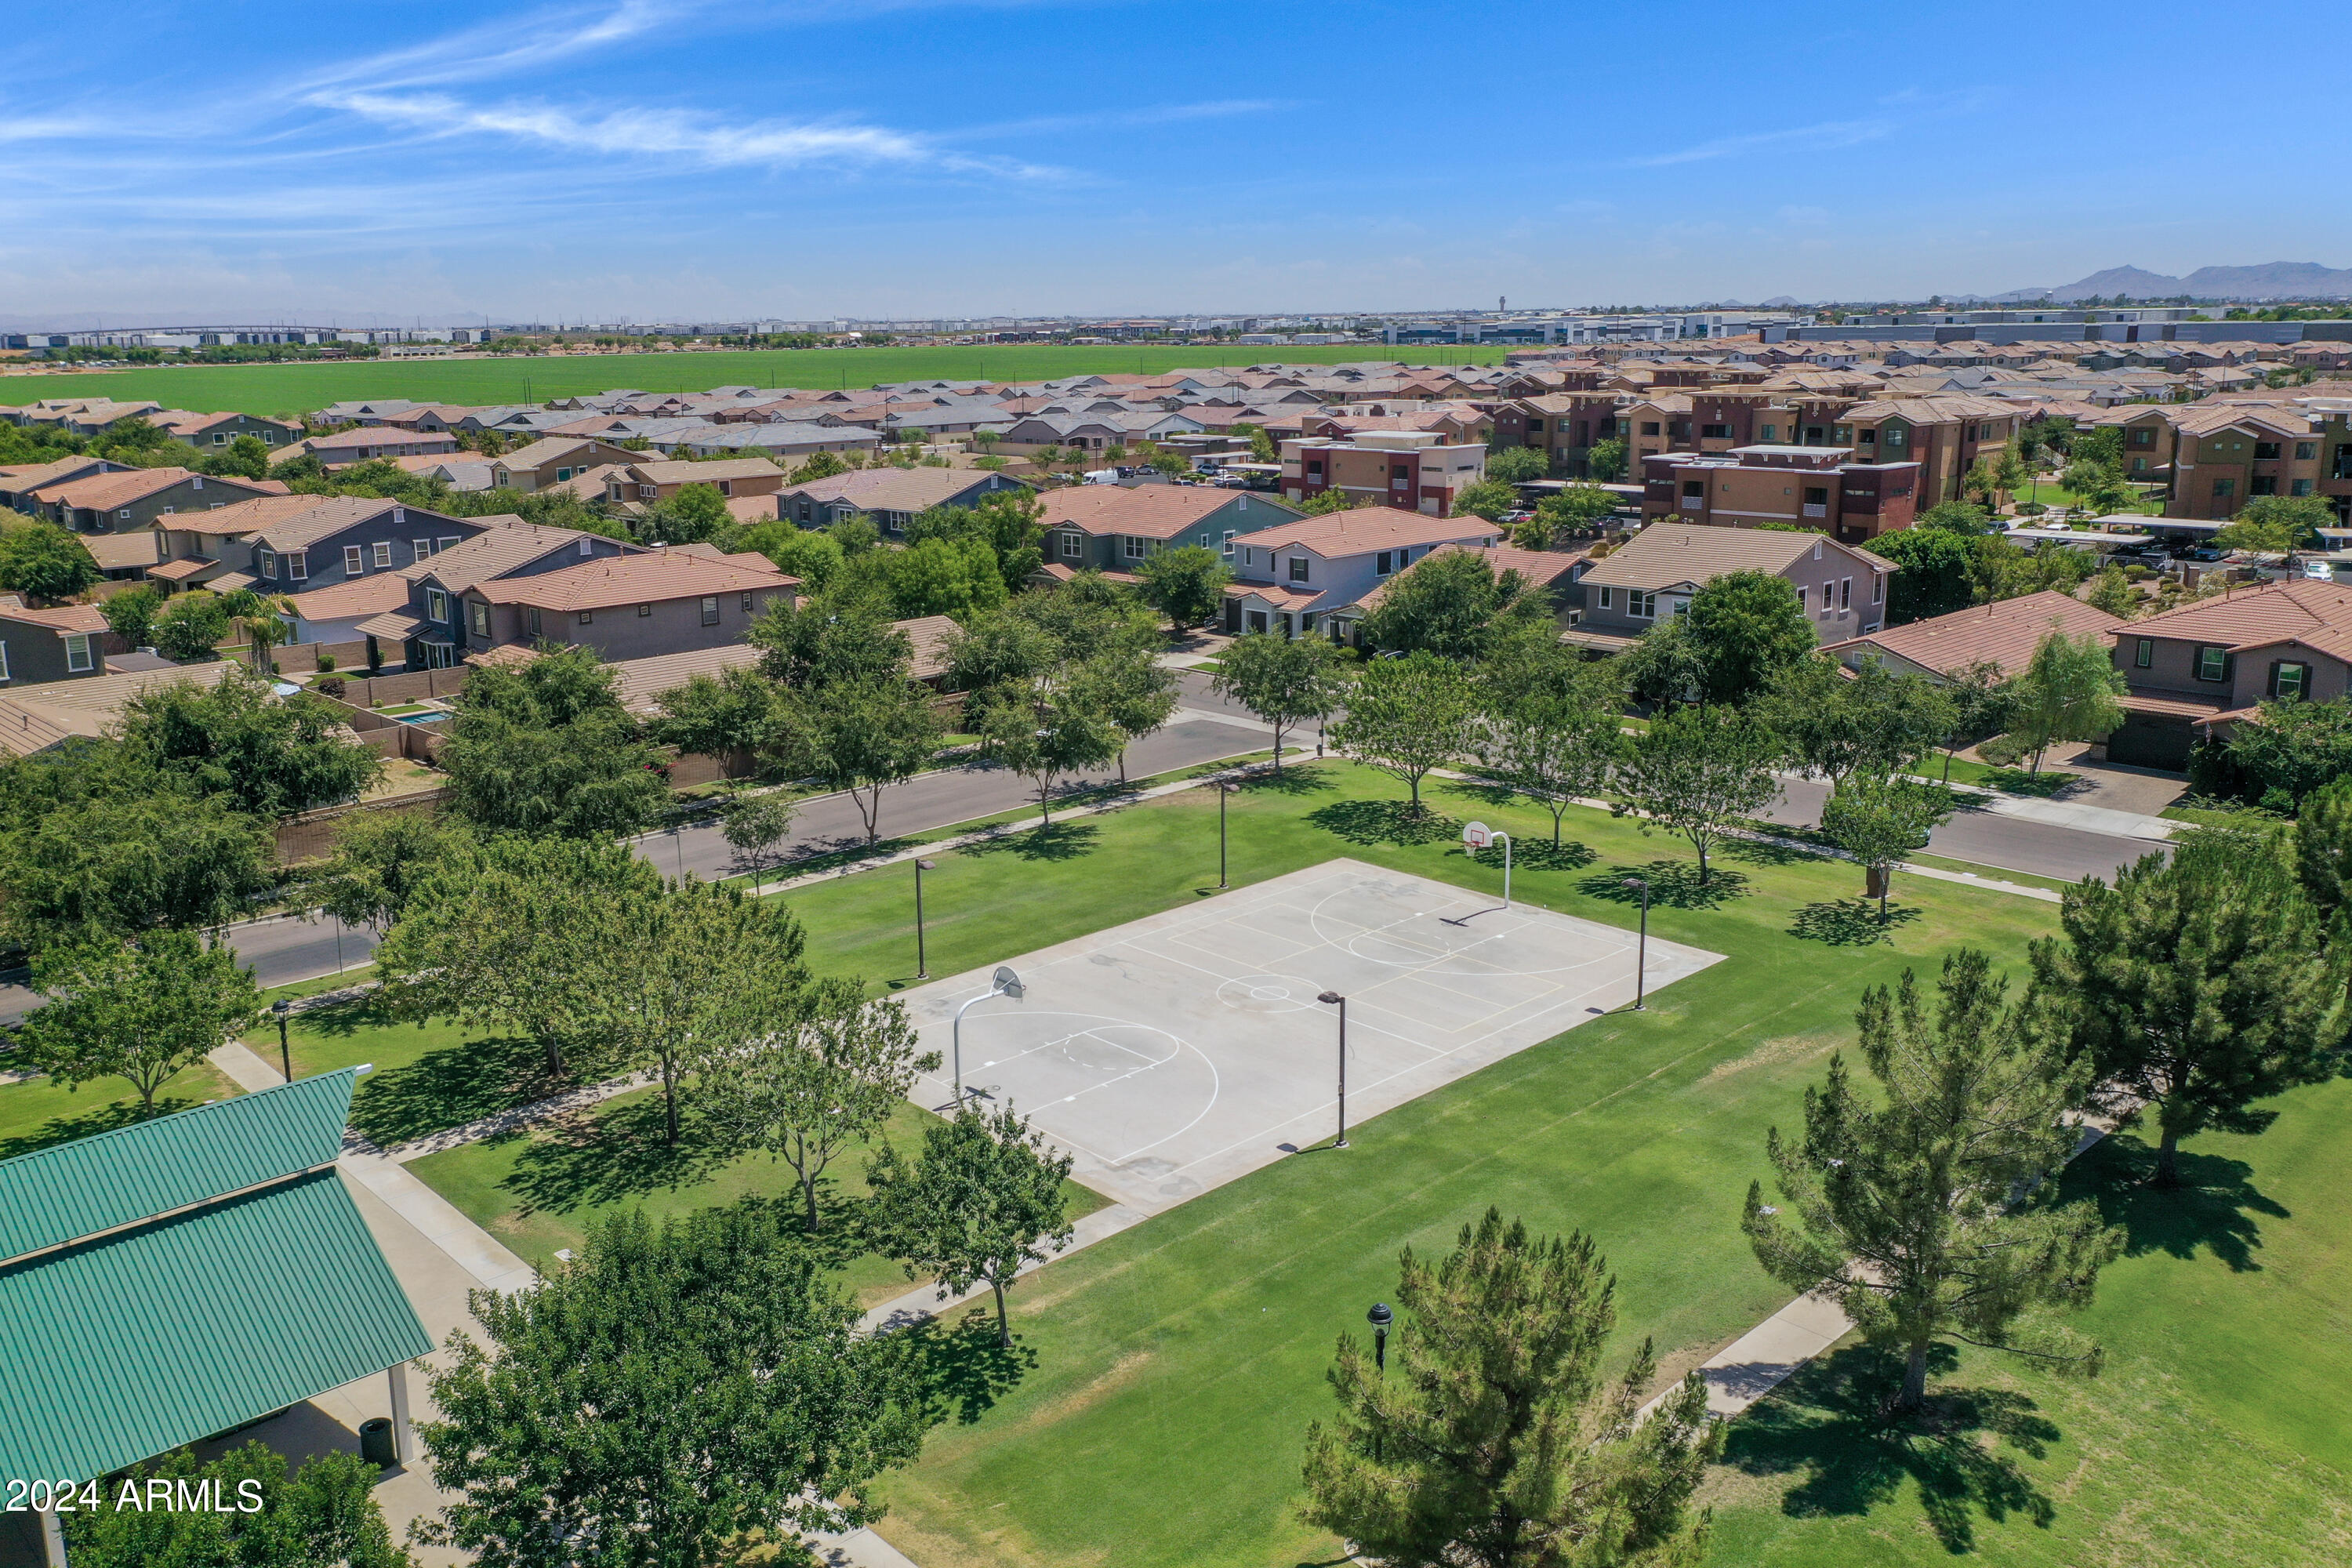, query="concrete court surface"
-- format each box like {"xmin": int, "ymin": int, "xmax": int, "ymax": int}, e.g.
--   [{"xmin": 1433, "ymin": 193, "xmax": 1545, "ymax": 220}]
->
[{"xmin": 902, "ymin": 858, "xmax": 1722, "ymax": 1216}]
